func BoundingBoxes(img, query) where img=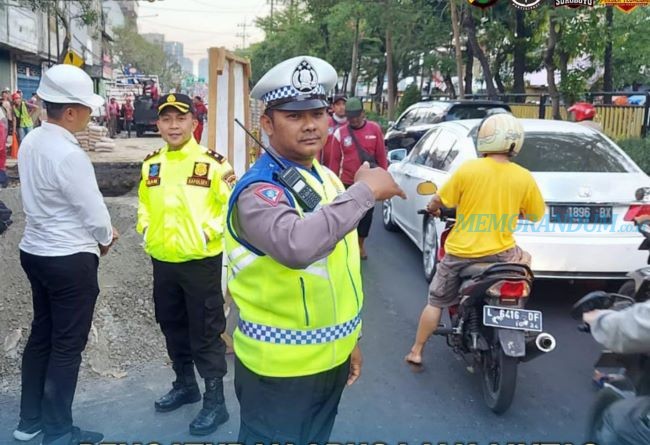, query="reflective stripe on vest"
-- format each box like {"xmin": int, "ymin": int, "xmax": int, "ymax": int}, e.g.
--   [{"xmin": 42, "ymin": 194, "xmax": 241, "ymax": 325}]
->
[{"xmin": 239, "ymin": 314, "xmax": 361, "ymax": 345}]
